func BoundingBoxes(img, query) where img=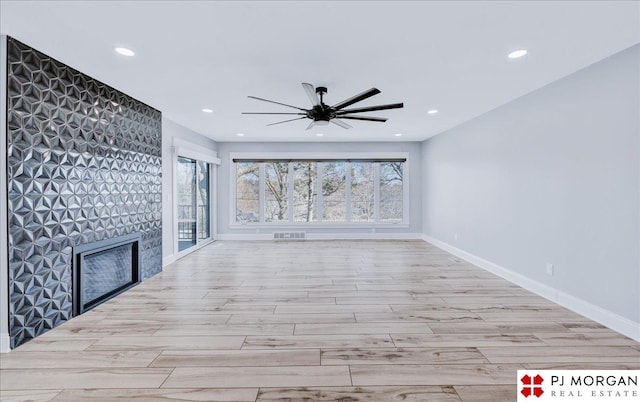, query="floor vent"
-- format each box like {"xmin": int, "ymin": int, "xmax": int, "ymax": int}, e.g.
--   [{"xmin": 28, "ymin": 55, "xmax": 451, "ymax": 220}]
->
[{"xmin": 273, "ymin": 232, "xmax": 306, "ymax": 241}]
